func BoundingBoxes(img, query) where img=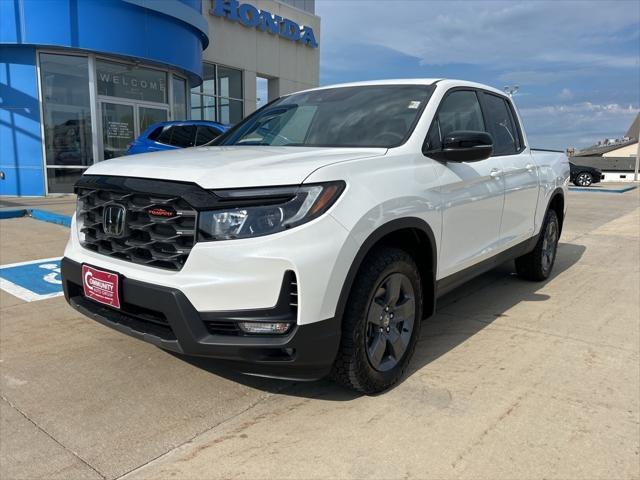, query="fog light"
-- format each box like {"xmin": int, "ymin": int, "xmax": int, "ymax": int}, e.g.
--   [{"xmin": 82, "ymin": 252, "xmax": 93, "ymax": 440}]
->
[{"xmin": 238, "ymin": 322, "xmax": 292, "ymax": 335}]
